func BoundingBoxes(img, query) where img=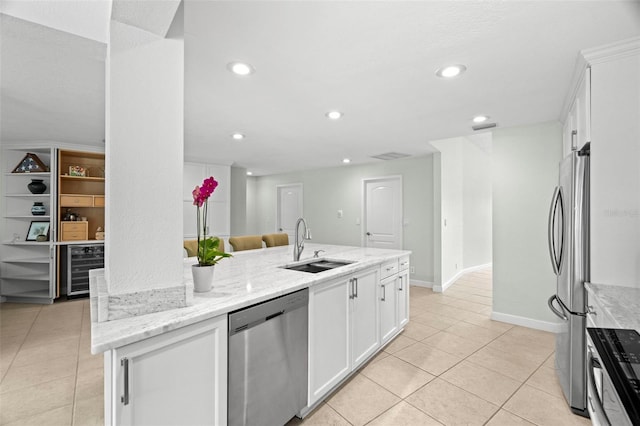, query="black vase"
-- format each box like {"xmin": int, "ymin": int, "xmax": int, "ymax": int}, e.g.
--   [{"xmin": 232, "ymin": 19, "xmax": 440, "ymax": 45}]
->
[
  {"xmin": 27, "ymin": 179, "xmax": 47, "ymax": 194},
  {"xmin": 31, "ymin": 202, "xmax": 46, "ymax": 216}
]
